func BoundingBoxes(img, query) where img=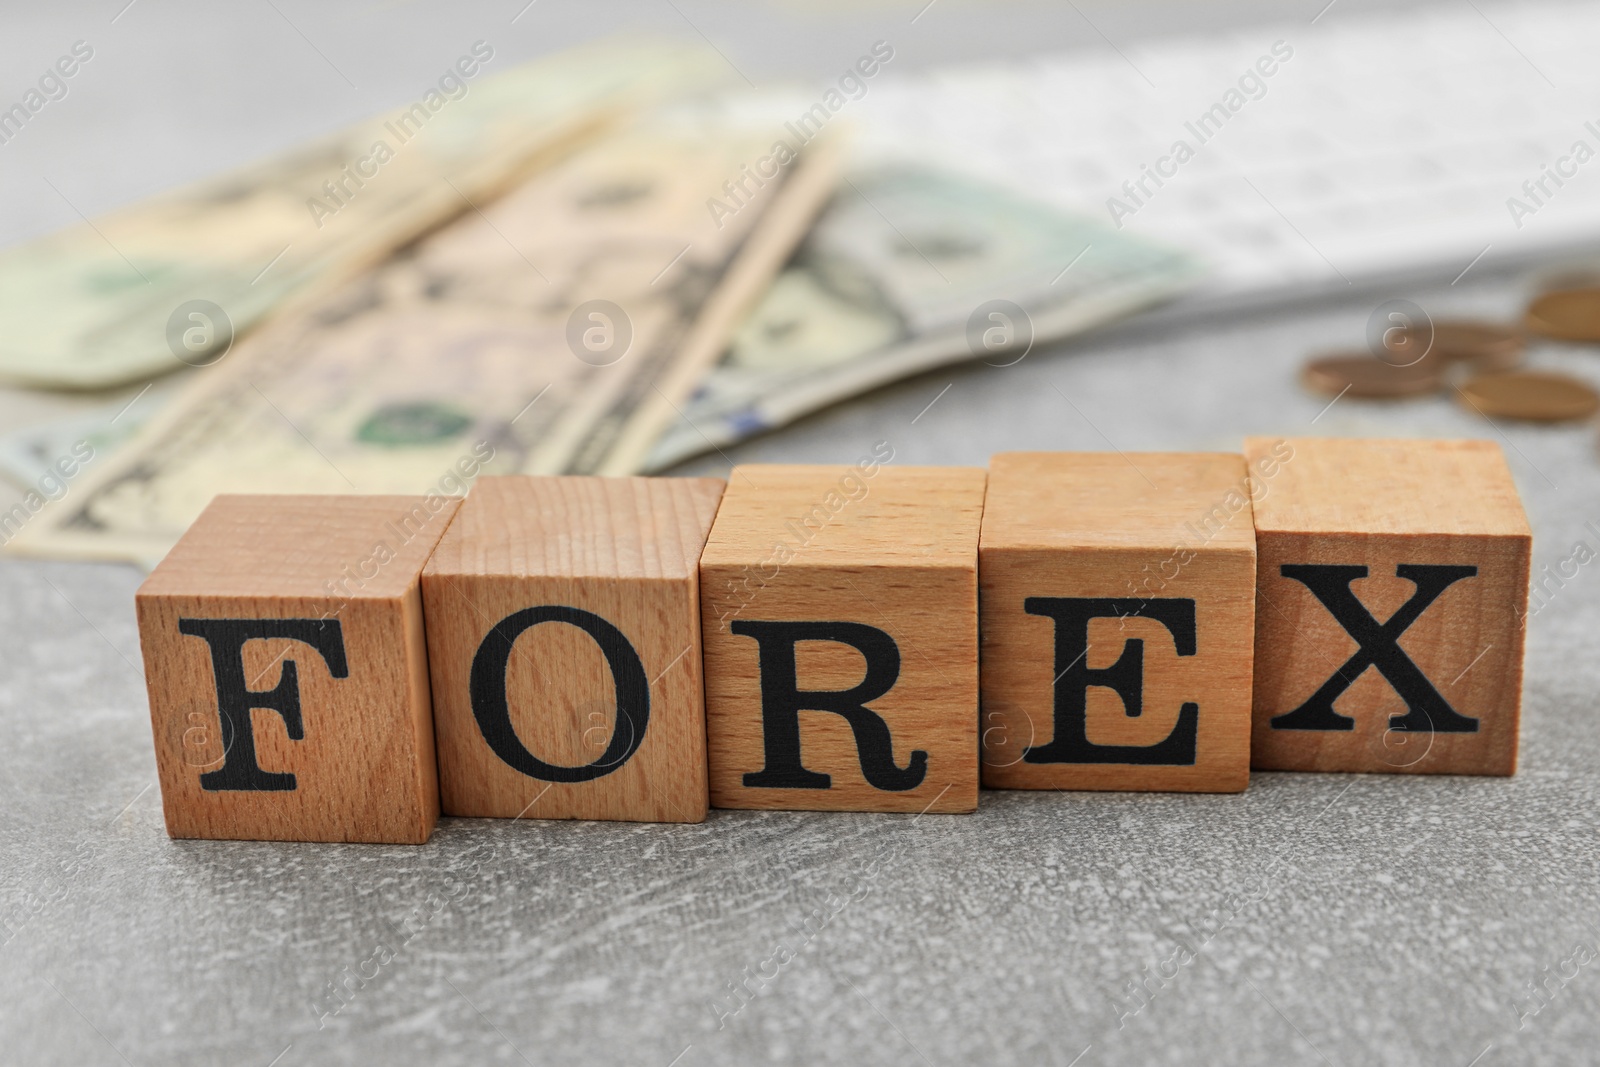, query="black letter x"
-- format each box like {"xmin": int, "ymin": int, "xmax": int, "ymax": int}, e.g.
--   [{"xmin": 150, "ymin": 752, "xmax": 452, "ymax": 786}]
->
[{"xmin": 1272, "ymin": 563, "xmax": 1479, "ymax": 734}]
